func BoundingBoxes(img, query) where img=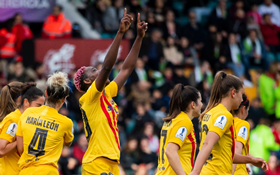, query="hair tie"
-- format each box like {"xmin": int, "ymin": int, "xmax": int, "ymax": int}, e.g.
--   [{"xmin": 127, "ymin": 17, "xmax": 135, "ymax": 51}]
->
[
  {"xmin": 7, "ymin": 85, "xmax": 10, "ymax": 90},
  {"xmin": 240, "ymin": 98, "xmax": 248, "ymax": 106},
  {"xmin": 221, "ymin": 72, "xmax": 227, "ymax": 79}
]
